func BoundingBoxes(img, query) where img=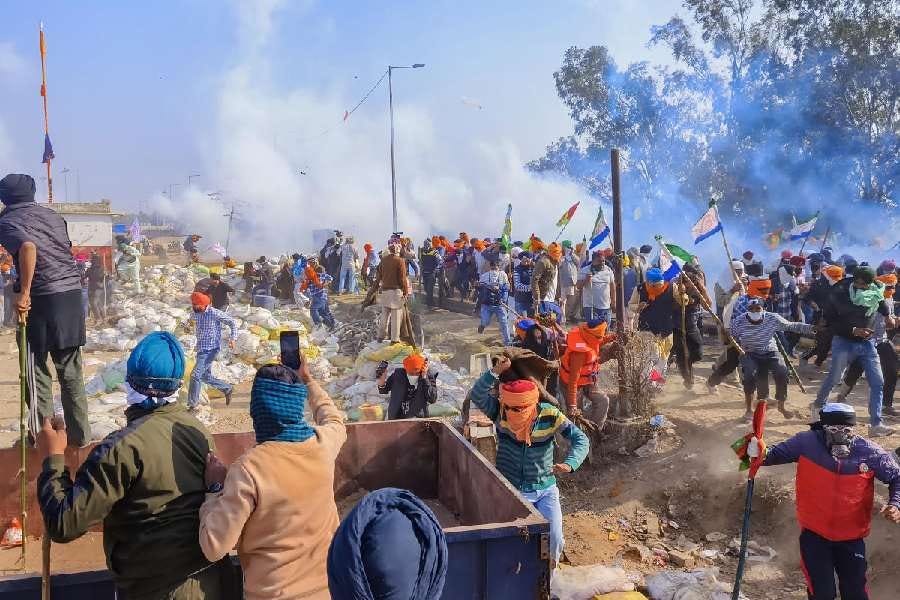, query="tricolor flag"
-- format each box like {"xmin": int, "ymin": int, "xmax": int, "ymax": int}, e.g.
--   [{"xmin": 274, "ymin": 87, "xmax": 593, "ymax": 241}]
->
[
  {"xmin": 656, "ymin": 236, "xmax": 693, "ymax": 282},
  {"xmin": 500, "ymin": 203, "xmax": 512, "ymax": 246},
  {"xmin": 588, "ymin": 205, "xmax": 610, "ymax": 250},
  {"xmin": 555, "ymin": 202, "xmax": 579, "ymax": 227},
  {"xmin": 42, "ymin": 133, "xmax": 54, "ymax": 164},
  {"xmin": 691, "ymin": 203, "xmax": 722, "ymax": 244},
  {"xmin": 789, "ymin": 213, "xmax": 818, "ymax": 241}
]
